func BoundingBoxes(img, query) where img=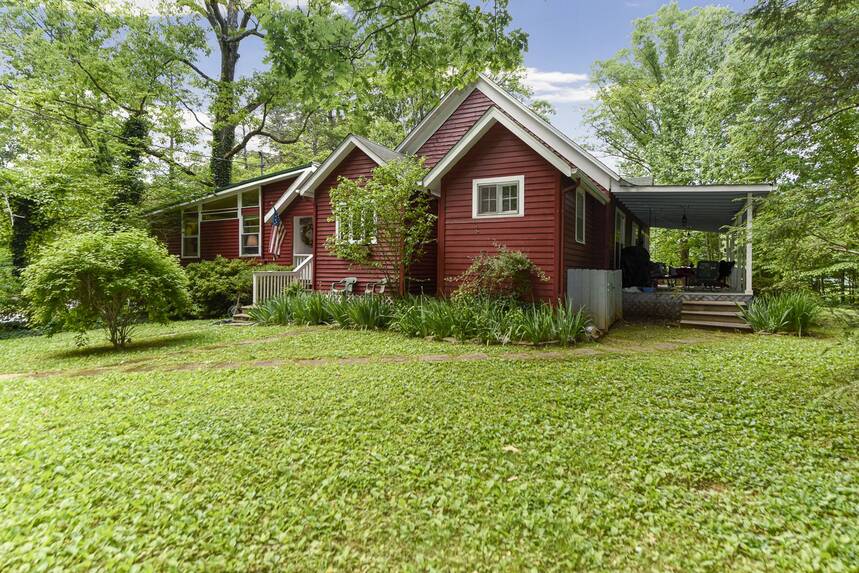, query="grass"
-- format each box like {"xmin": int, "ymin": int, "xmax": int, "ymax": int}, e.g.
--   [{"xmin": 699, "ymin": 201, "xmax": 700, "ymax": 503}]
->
[{"xmin": 0, "ymin": 321, "xmax": 857, "ymax": 571}]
